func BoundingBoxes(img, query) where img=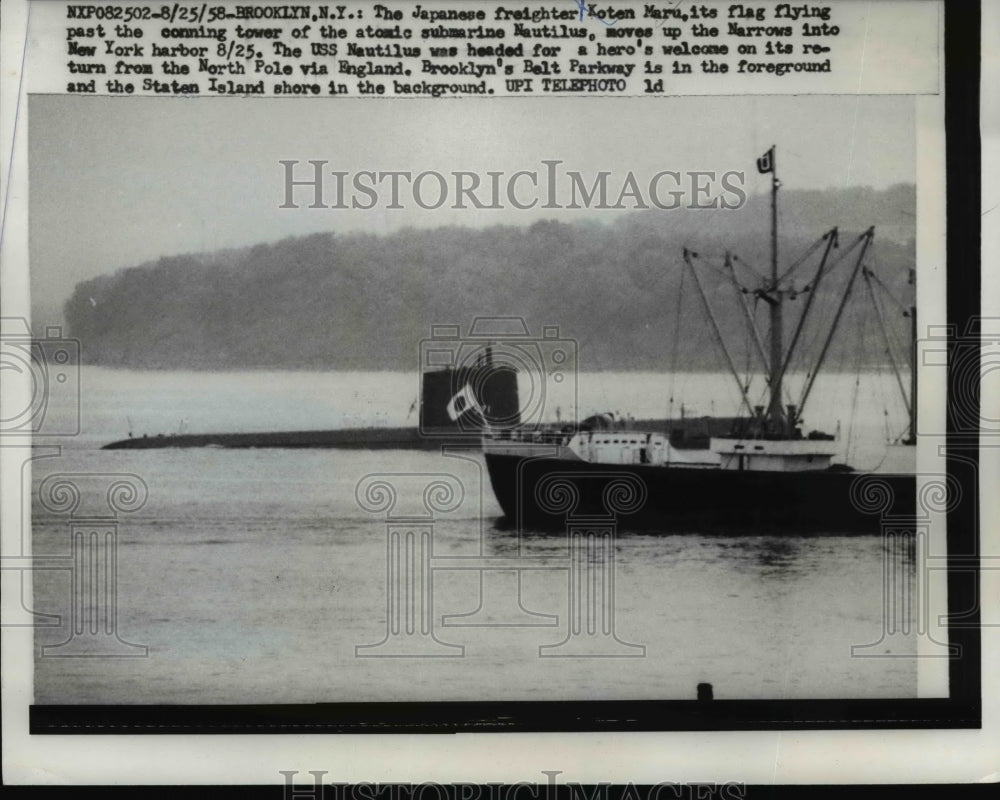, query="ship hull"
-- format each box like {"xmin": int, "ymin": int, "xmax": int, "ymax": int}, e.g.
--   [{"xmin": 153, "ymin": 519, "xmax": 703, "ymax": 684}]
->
[{"xmin": 483, "ymin": 452, "xmax": 915, "ymax": 533}]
